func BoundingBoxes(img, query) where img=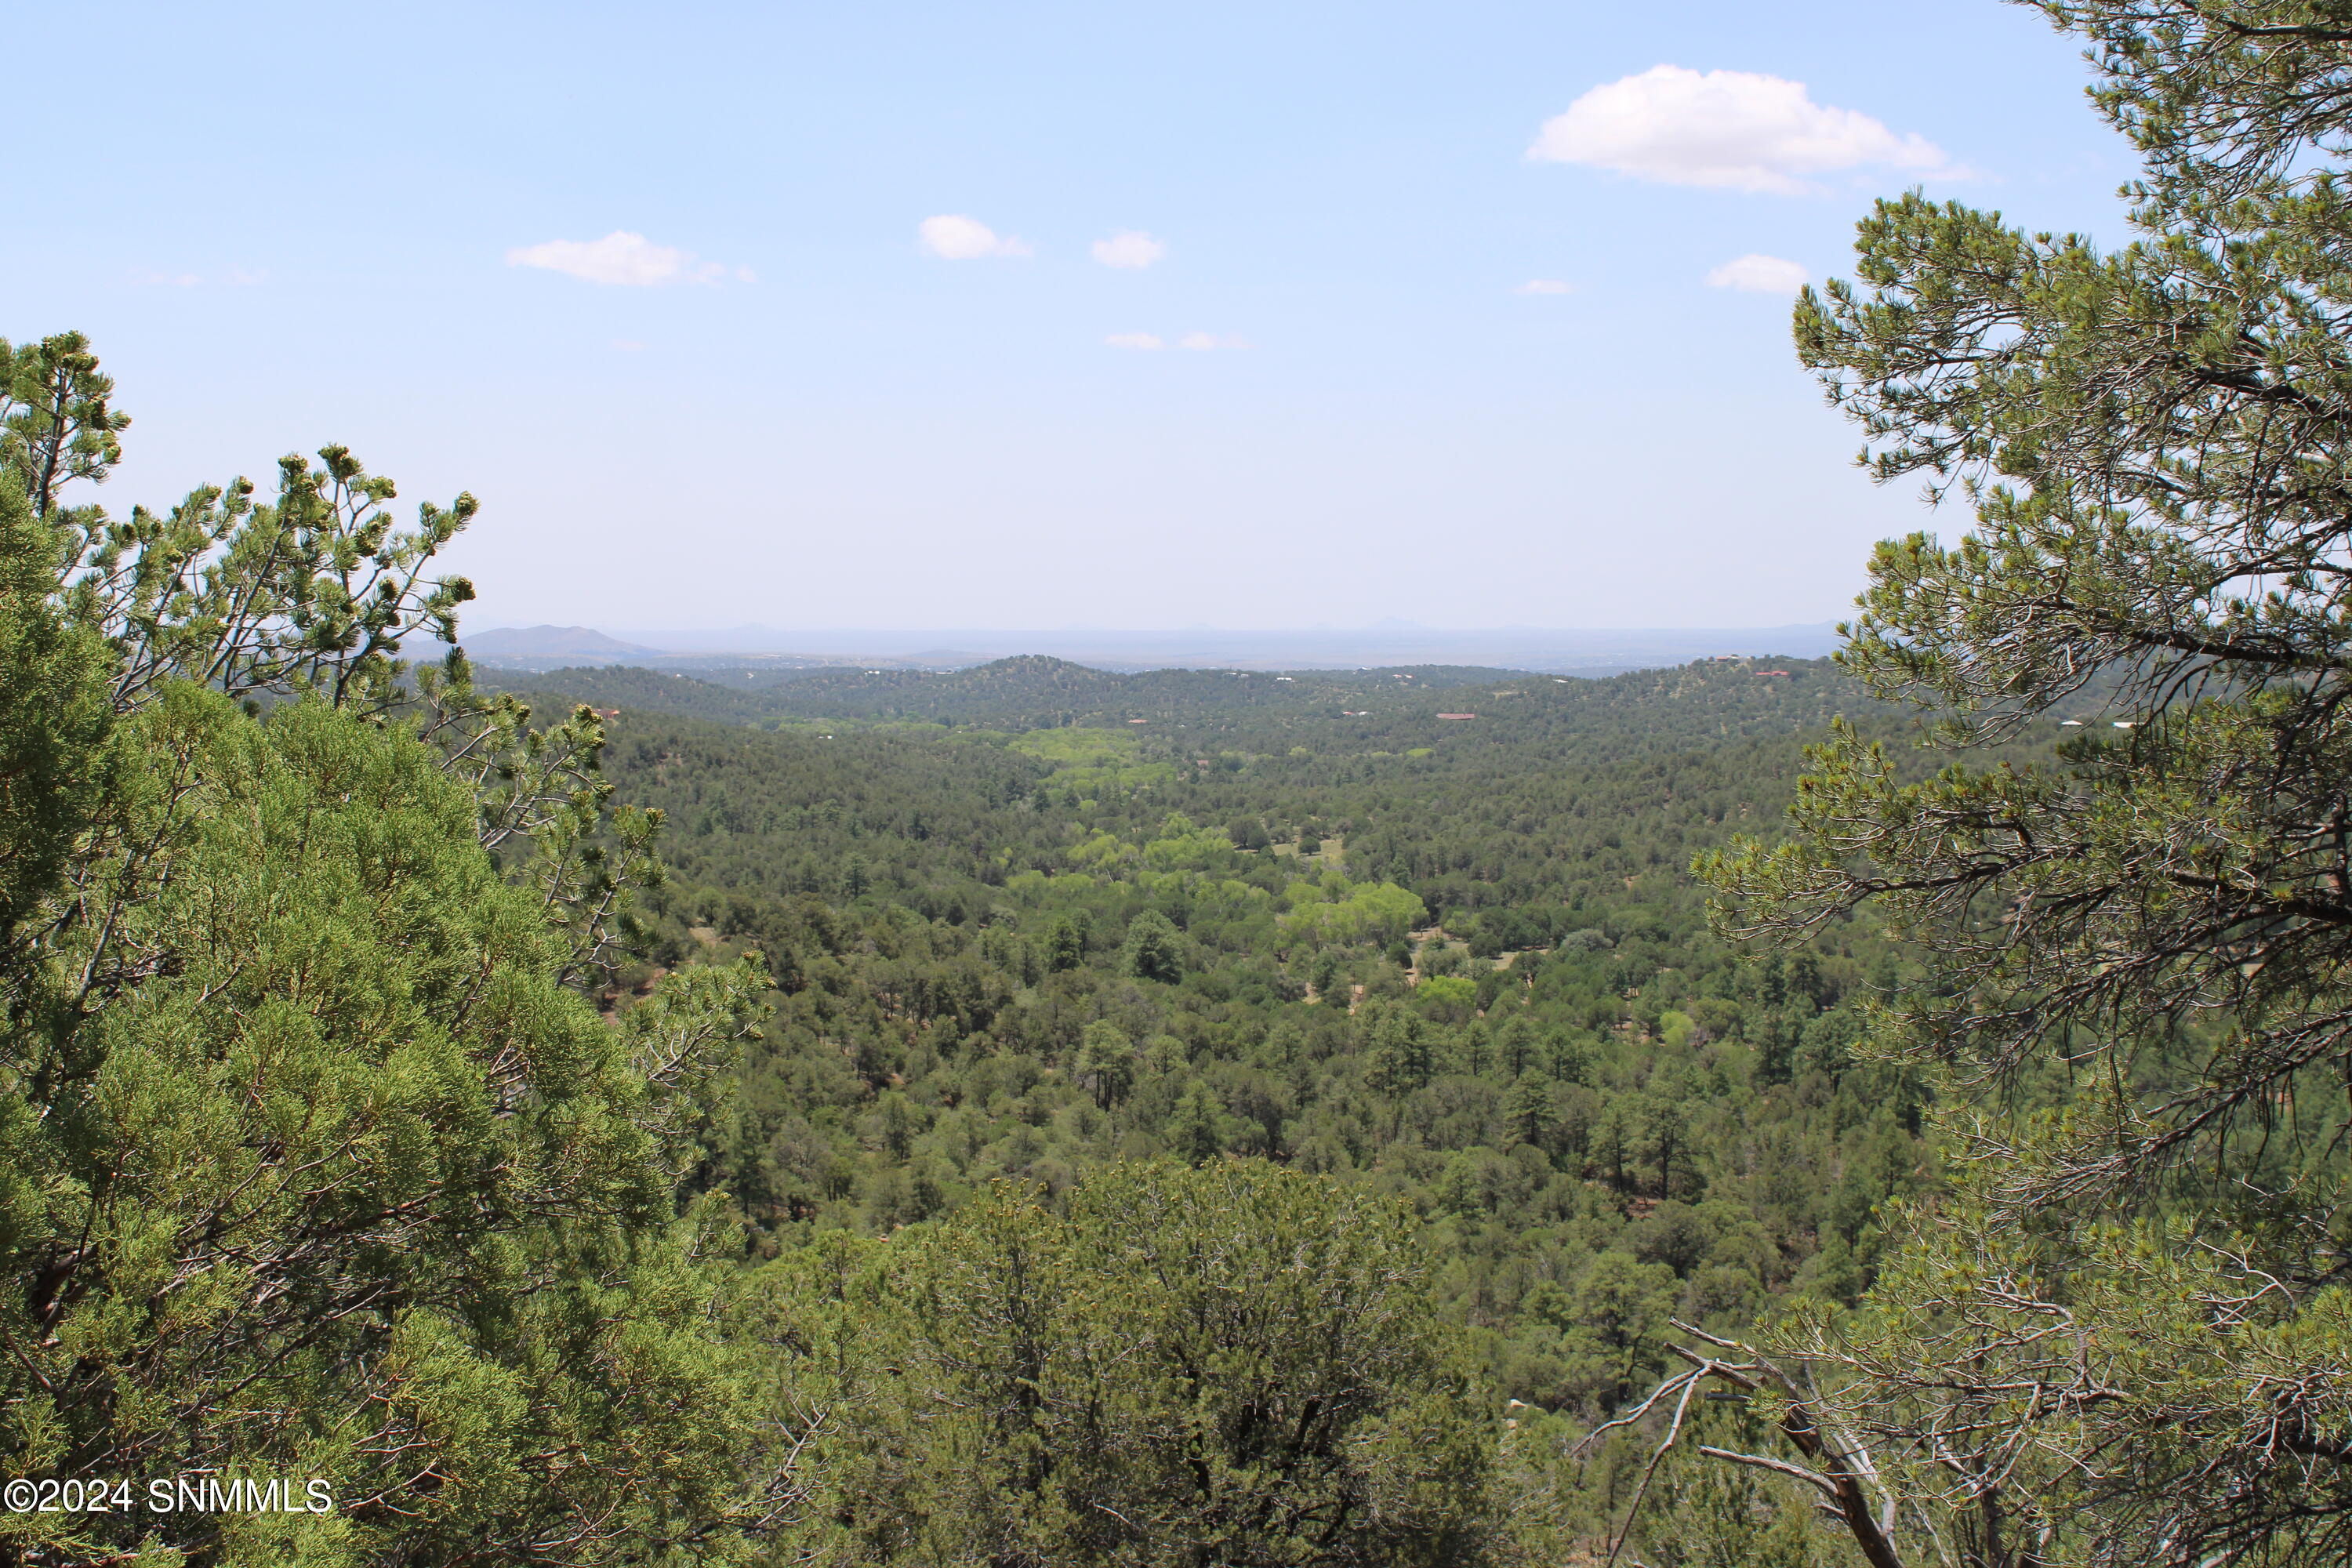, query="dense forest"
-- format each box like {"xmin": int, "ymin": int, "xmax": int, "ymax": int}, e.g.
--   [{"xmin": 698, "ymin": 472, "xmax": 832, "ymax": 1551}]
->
[{"xmin": 497, "ymin": 656, "xmax": 1939, "ymax": 1447}]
